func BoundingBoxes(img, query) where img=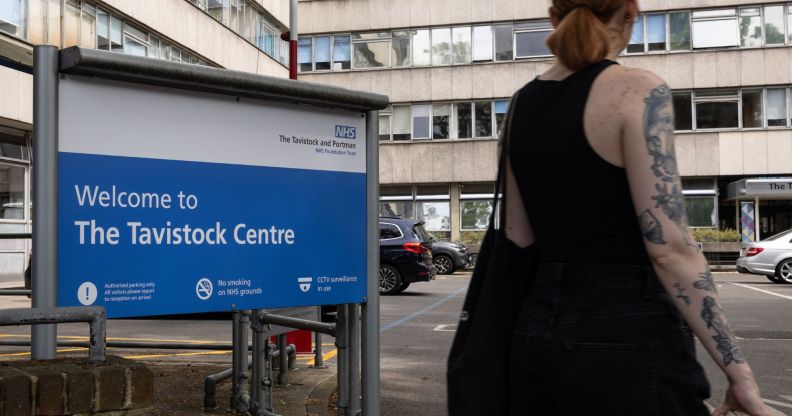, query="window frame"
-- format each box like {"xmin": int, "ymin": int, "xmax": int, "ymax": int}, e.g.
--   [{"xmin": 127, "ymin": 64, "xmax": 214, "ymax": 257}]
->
[
  {"xmin": 512, "ymin": 21, "xmax": 554, "ymax": 59},
  {"xmin": 692, "ymin": 89, "xmax": 741, "ymax": 131}
]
